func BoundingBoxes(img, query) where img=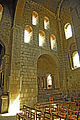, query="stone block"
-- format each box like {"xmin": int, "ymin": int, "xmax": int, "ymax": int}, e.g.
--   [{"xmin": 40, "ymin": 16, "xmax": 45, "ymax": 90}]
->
[{"xmin": 1, "ymin": 95, "xmax": 8, "ymax": 113}]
